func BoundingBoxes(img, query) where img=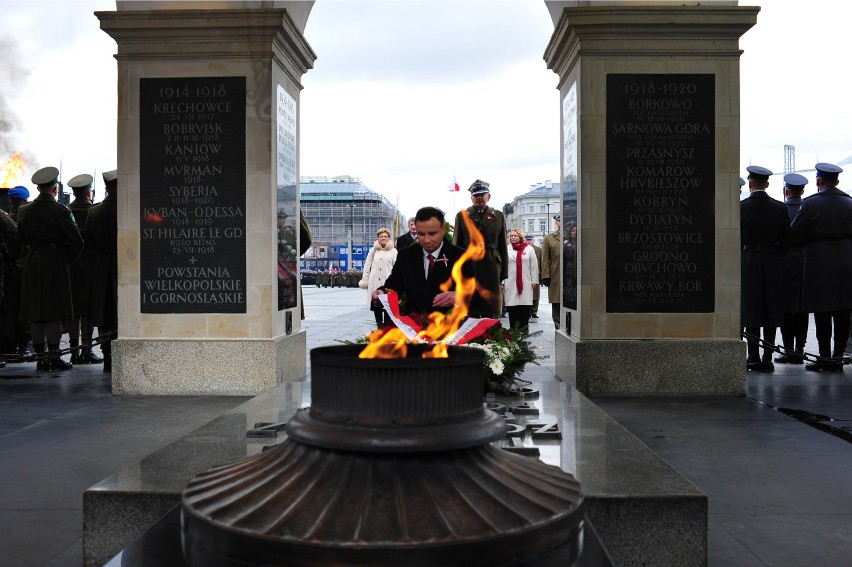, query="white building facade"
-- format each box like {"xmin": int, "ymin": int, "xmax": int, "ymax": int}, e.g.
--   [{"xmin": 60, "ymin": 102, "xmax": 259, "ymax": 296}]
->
[{"xmin": 503, "ymin": 180, "xmax": 561, "ymax": 244}]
